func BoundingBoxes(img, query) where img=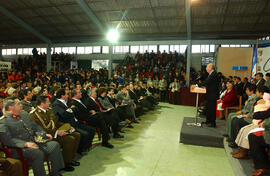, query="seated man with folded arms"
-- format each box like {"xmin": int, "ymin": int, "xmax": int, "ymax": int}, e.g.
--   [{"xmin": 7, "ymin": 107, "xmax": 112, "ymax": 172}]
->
[
  {"xmin": 0, "ymin": 98, "xmax": 64, "ymax": 176},
  {"xmin": 29, "ymin": 96, "xmax": 80, "ymax": 172}
]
